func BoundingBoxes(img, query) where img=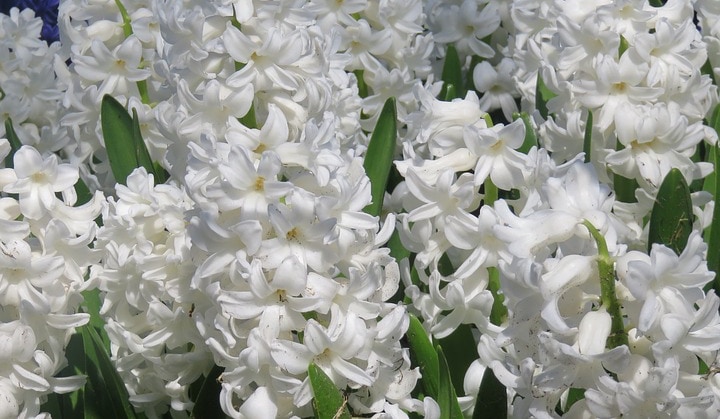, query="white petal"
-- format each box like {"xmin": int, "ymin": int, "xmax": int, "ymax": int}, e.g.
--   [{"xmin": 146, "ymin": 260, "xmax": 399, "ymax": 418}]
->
[
  {"xmin": 330, "ymin": 355, "xmax": 373, "ymax": 386},
  {"xmin": 578, "ymin": 310, "xmax": 611, "ymax": 355},
  {"xmin": 238, "ymin": 387, "xmax": 278, "ymax": 419}
]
